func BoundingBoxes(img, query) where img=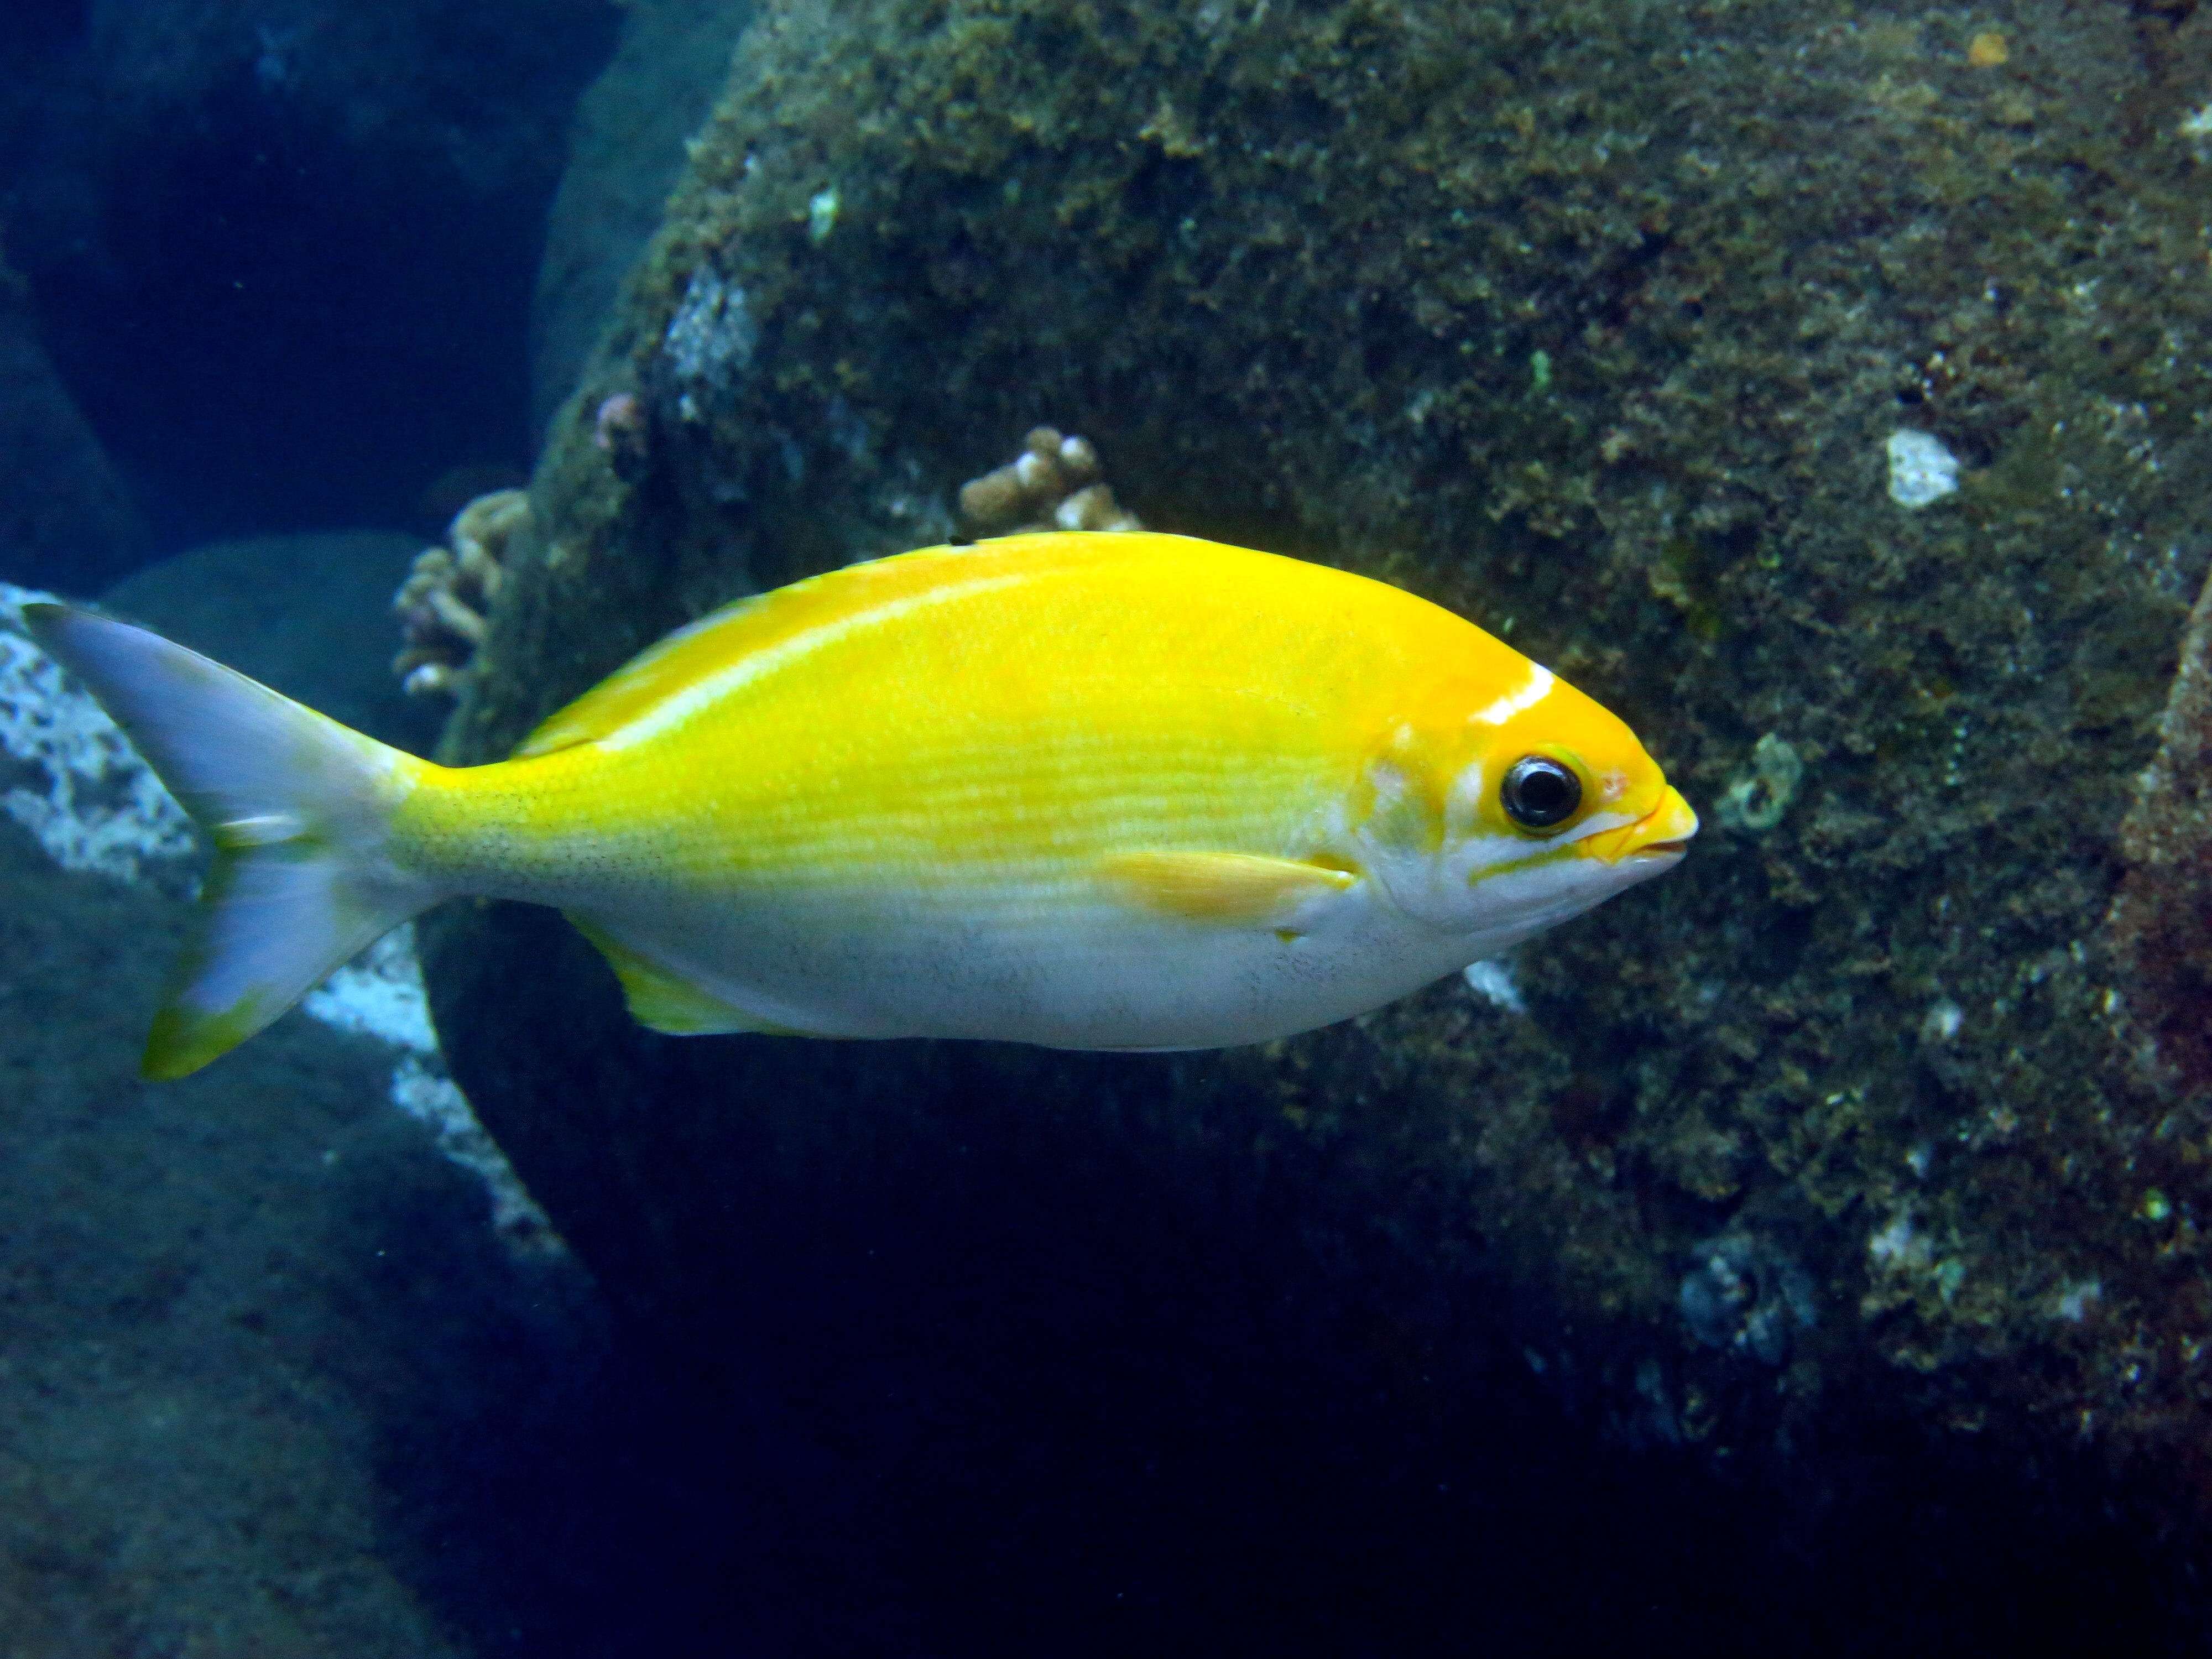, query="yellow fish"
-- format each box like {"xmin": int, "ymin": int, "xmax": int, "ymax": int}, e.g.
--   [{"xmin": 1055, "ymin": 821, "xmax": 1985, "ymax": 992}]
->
[{"xmin": 27, "ymin": 531, "xmax": 1696, "ymax": 1079}]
